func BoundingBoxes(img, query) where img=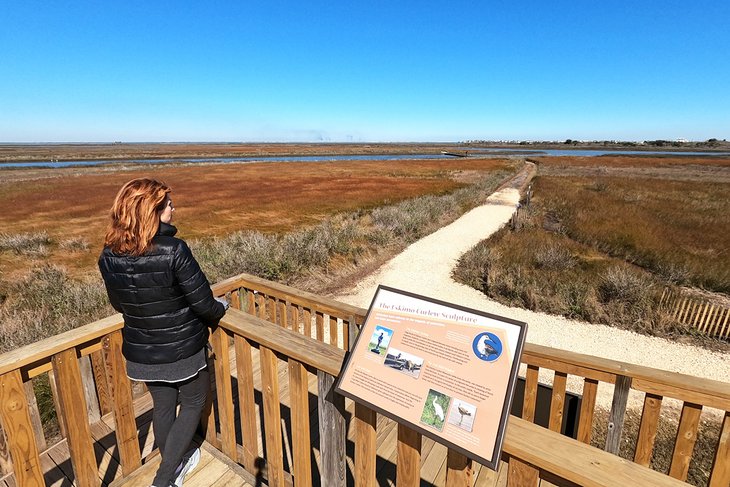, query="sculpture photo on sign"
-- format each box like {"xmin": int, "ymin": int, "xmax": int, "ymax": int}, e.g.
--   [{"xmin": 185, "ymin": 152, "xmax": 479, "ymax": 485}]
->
[
  {"xmin": 335, "ymin": 285, "xmax": 528, "ymax": 471},
  {"xmin": 368, "ymin": 325, "xmax": 393, "ymax": 355},
  {"xmin": 384, "ymin": 347, "xmax": 424, "ymax": 378}
]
